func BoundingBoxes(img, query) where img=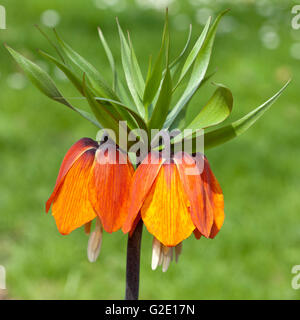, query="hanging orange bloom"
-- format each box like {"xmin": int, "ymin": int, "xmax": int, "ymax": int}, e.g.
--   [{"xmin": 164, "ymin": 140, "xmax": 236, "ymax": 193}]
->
[
  {"xmin": 46, "ymin": 137, "xmax": 134, "ymax": 261},
  {"xmin": 122, "ymin": 151, "xmax": 224, "ymax": 271}
]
